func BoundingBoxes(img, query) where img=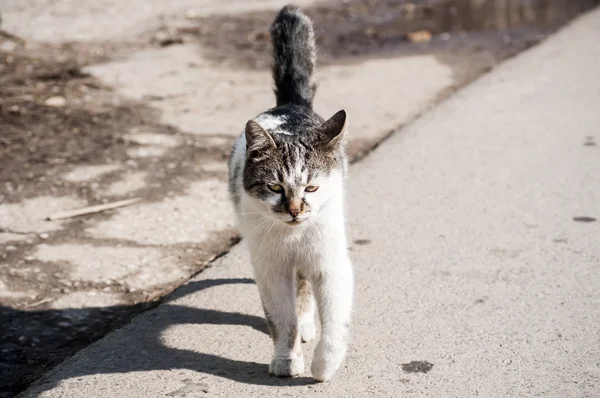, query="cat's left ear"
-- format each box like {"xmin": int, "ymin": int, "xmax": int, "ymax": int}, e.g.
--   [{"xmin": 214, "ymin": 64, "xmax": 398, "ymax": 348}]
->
[
  {"xmin": 317, "ymin": 109, "xmax": 347, "ymax": 148},
  {"xmin": 245, "ymin": 120, "xmax": 277, "ymax": 152}
]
